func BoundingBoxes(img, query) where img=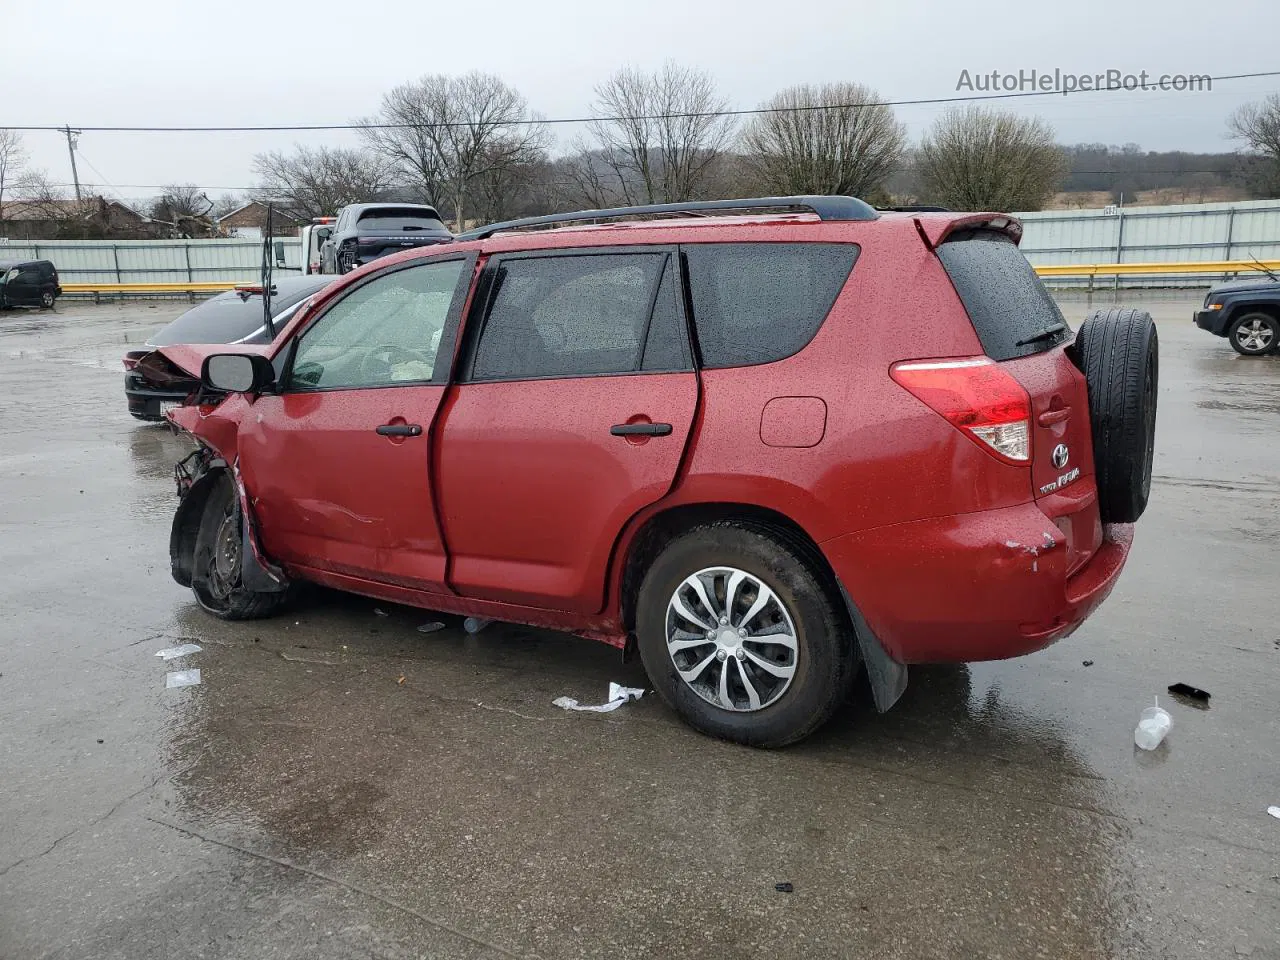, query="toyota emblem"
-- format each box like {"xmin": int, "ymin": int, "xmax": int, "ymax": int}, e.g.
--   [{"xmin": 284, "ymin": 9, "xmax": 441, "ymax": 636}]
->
[{"xmin": 1051, "ymin": 444, "xmax": 1070, "ymax": 469}]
